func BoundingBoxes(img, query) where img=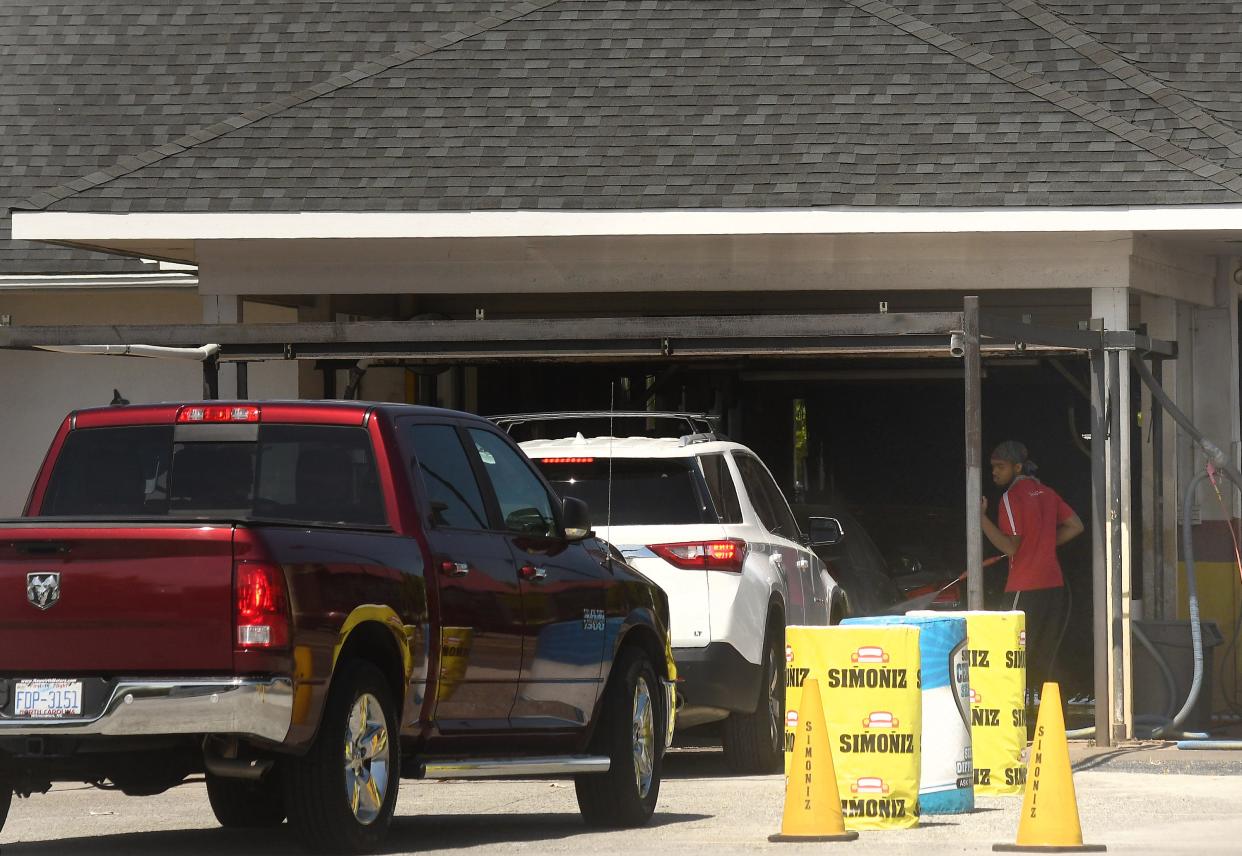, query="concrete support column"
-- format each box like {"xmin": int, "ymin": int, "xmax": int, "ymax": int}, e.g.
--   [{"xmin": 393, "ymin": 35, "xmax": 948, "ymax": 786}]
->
[
  {"xmin": 297, "ymin": 297, "xmax": 333, "ymax": 399},
  {"xmin": 202, "ymin": 295, "xmax": 244, "ymax": 398},
  {"xmin": 1189, "ymin": 259, "xmax": 1242, "ymax": 519},
  {"xmin": 1092, "ymin": 286, "xmax": 1133, "ymax": 742}
]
